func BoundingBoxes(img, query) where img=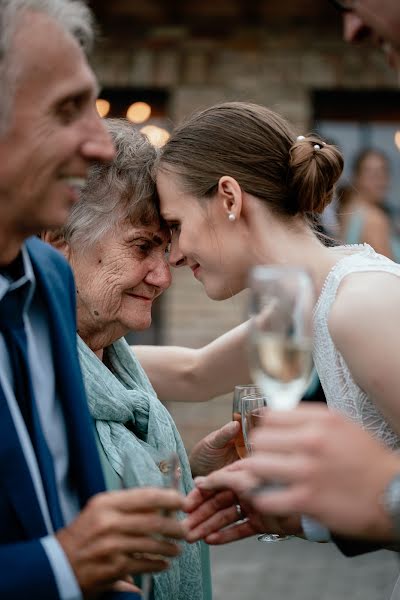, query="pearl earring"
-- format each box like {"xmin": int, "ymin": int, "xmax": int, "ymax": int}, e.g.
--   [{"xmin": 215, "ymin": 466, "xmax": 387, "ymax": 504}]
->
[{"xmin": 228, "ymin": 212, "xmax": 236, "ymax": 222}]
